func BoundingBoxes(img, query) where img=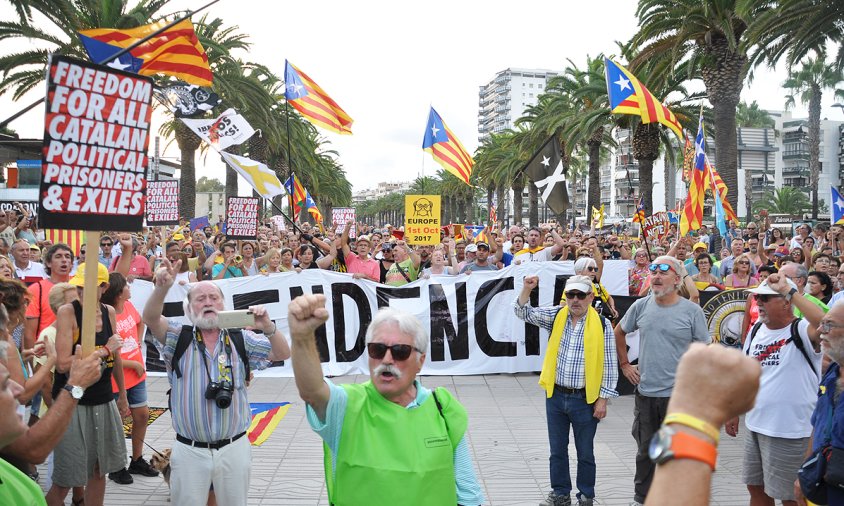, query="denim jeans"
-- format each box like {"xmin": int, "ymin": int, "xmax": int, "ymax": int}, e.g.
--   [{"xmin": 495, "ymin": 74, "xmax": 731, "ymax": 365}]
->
[{"xmin": 546, "ymin": 388, "xmax": 599, "ymax": 499}]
